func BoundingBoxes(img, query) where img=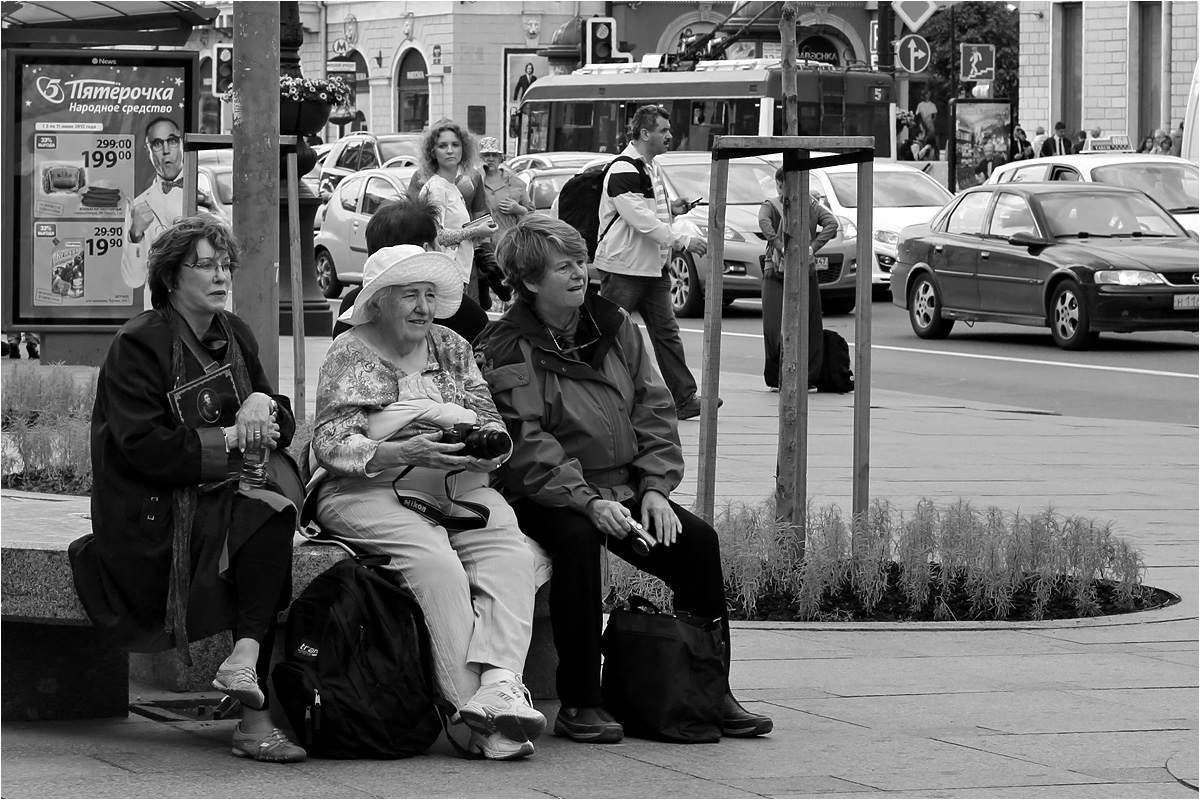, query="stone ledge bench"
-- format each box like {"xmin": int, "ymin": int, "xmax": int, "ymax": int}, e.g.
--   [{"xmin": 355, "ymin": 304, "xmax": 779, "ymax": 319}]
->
[{"xmin": 1, "ymin": 491, "xmax": 556, "ymax": 722}]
